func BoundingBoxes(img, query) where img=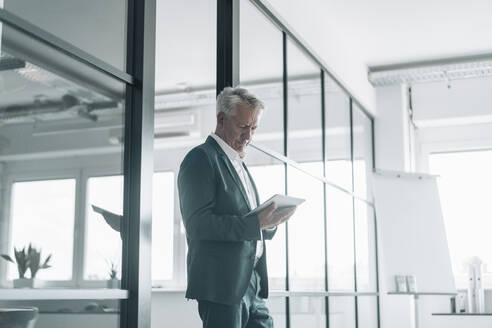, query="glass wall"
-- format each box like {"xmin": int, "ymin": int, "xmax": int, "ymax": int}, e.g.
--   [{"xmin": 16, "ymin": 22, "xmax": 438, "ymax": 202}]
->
[
  {"xmin": 237, "ymin": 4, "xmax": 379, "ymax": 326},
  {"xmin": 0, "ymin": 30, "xmax": 126, "ymax": 288},
  {"xmin": 0, "ymin": 1, "xmax": 378, "ymax": 327},
  {"xmin": 3, "ymin": 0, "xmax": 127, "ymax": 70},
  {"xmin": 0, "ymin": 0, "xmax": 145, "ymax": 324}
]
